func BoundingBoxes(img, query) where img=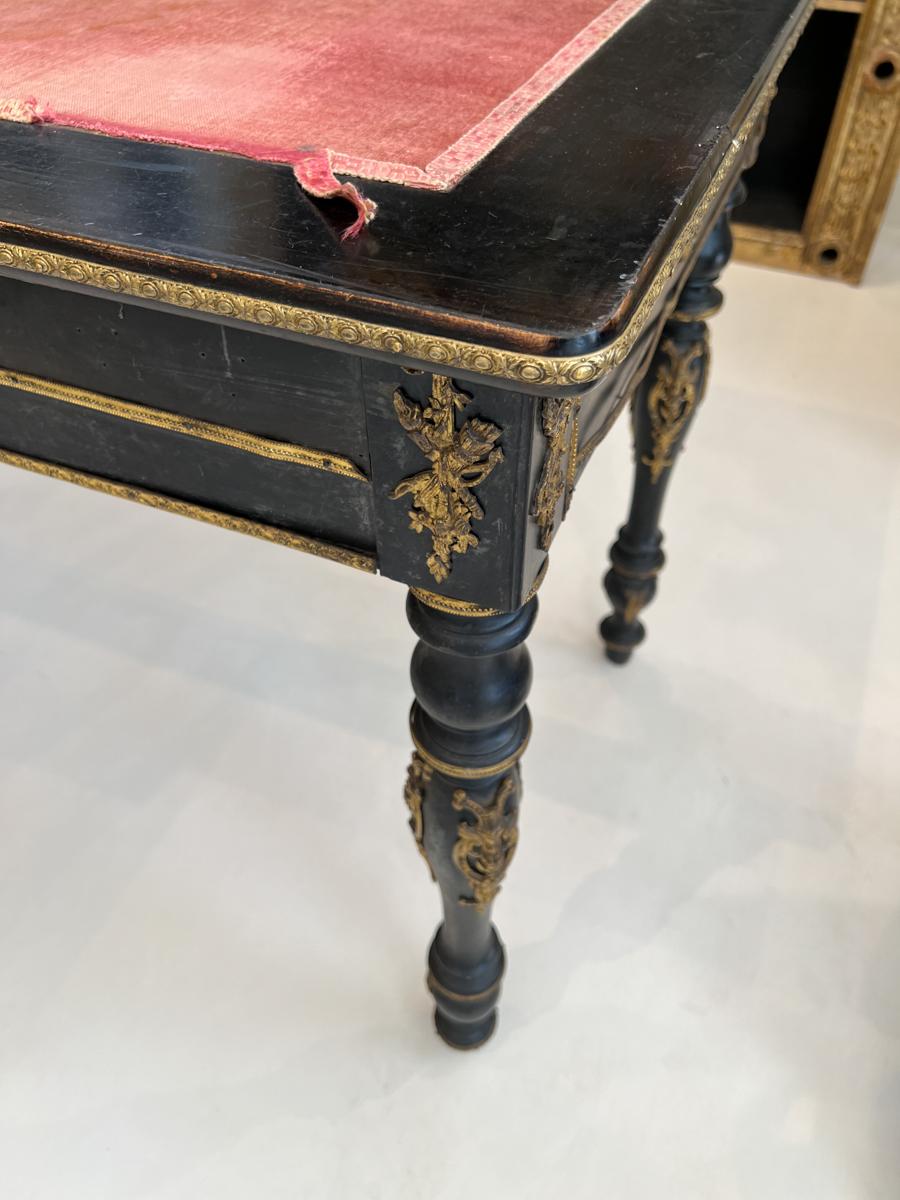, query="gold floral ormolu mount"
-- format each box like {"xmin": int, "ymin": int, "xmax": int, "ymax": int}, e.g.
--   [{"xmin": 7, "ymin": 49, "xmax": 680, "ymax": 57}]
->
[
  {"xmin": 532, "ymin": 396, "xmax": 580, "ymax": 550},
  {"xmin": 640, "ymin": 336, "xmax": 709, "ymax": 485},
  {"xmin": 390, "ymin": 375, "xmax": 503, "ymax": 583},
  {"xmin": 452, "ymin": 775, "xmax": 519, "ymax": 913},
  {"xmin": 404, "ymin": 764, "xmax": 520, "ymax": 911},
  {"xmin": 403, "ymin": 752, "xmax": 435, "ymax": 879}
]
